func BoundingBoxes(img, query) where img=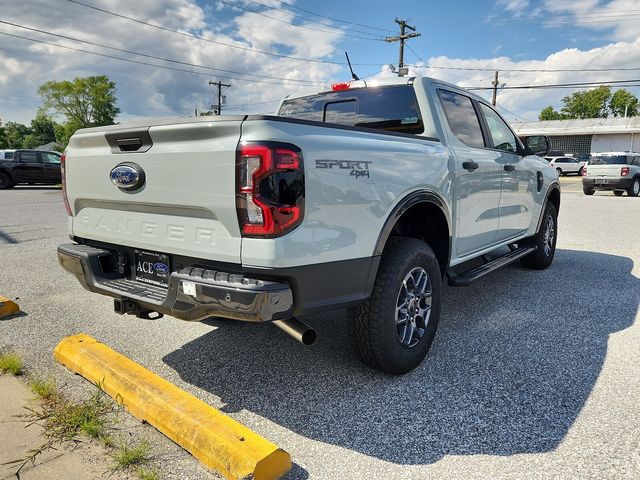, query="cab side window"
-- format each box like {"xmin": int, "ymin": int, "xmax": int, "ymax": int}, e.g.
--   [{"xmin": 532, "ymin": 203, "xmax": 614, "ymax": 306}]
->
[
  {"xmin": 42, "ymin": 152, "xmax": 61, "ymax": 164},
  {"xmin": 438, "ymin": 90, "xmax": 485, "ymax": 148},
  {"xmin": 479, "ymin": 104, "xmax": 518, "ymax": 153},
  {"xmin": 18, "ymin": 151, "xmax": 40, "ymax": 163}
]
